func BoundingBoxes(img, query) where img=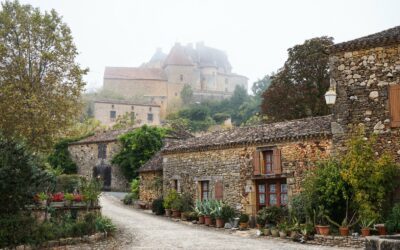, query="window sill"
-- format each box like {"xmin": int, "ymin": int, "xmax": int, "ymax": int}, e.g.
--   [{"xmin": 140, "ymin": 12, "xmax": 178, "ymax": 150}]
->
[{"xmin": 251, "ymin": 173, "xmax": 292, "ymax": 180}]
